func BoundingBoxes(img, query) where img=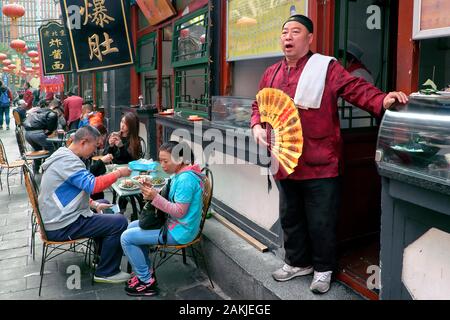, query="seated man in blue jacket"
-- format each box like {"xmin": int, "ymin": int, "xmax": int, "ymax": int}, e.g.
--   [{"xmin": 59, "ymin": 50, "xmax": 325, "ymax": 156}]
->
[{"xmin": 38, "ymin": 126, "xmax": 132, "ymax": 283}]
